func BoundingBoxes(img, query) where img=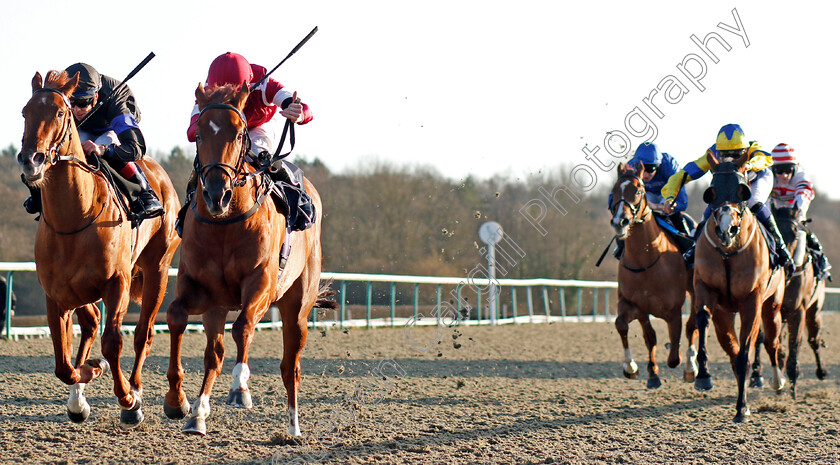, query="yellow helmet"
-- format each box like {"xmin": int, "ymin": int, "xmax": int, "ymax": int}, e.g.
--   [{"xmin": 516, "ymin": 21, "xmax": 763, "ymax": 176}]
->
[{"xmin": 715, "ymin": 124, "xmax": 749, "ymax": 151}]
